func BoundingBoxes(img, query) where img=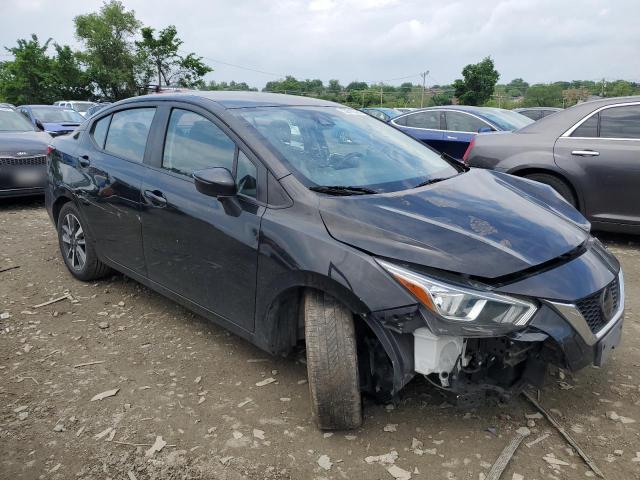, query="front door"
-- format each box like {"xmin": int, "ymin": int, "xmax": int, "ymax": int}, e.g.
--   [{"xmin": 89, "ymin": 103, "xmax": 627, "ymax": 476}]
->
[
  {"xmin": 140, "ymin": 105, "xmax": 264, "ymax": 332},
  {"xmin": 442, "ymin": 111, "xmax": 490, "ymax": 159},
  {"xmin": 554, "ymin": 104, "xmax": 640, "ymax": 226},
  {"xmin": 392, "ymin": 110, "xmax": 444, "ymax": 152}
]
